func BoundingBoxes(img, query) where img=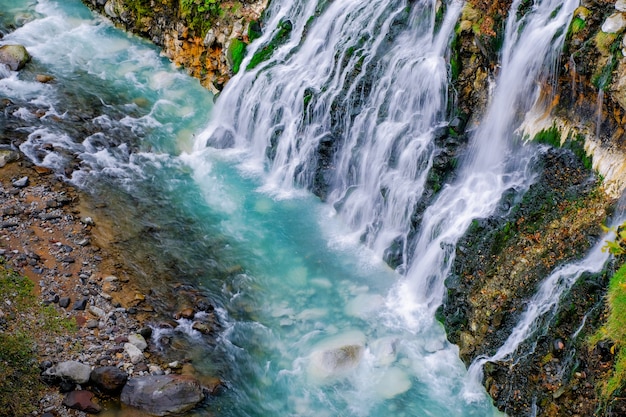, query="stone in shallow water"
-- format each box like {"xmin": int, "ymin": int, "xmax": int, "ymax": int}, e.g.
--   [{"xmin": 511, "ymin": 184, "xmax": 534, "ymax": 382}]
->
[
  {"xmin": 120, "ymin": 375, "xmax": 205, "ymax": 416},
  {"xmin": 373, "ymin": 367, "xmax": 411, "ymax": 399},
  {"xmin": 62, "ymin": 390, "xmax": 101, "ymax": 414},
  {"xmin": 308, "ymin": 330, "xmax": 367, "ymax": 381},
  {"xmin": 0, "ymin": 44, "xmax": 31, "ymax": 71}
]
